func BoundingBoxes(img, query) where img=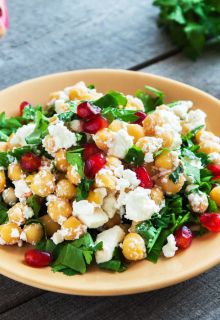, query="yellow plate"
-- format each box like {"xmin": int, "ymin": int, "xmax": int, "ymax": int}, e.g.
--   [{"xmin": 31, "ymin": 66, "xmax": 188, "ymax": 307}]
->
[{"xmin": 0, "ymin": 69, "xmax": 220, "ymax": 296}]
